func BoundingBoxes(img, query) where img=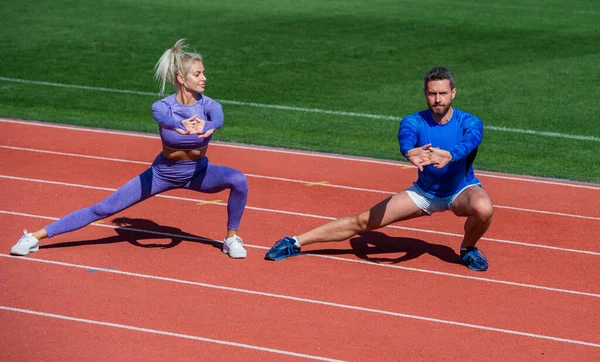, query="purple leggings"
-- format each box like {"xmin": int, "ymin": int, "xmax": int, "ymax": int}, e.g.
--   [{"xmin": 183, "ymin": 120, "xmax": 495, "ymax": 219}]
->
[{"xmin": 45, "ymin": 154, "xmax": 248, "ymax": 238}]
